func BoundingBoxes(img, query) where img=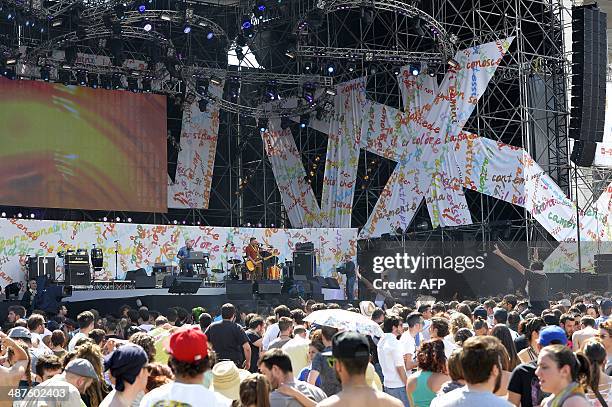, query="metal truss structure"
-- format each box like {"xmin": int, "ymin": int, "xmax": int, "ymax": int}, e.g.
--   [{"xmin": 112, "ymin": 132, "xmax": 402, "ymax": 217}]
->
[{"xmin": 0, "ymin": 0, "xmax": 574, "ymax": 251}]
